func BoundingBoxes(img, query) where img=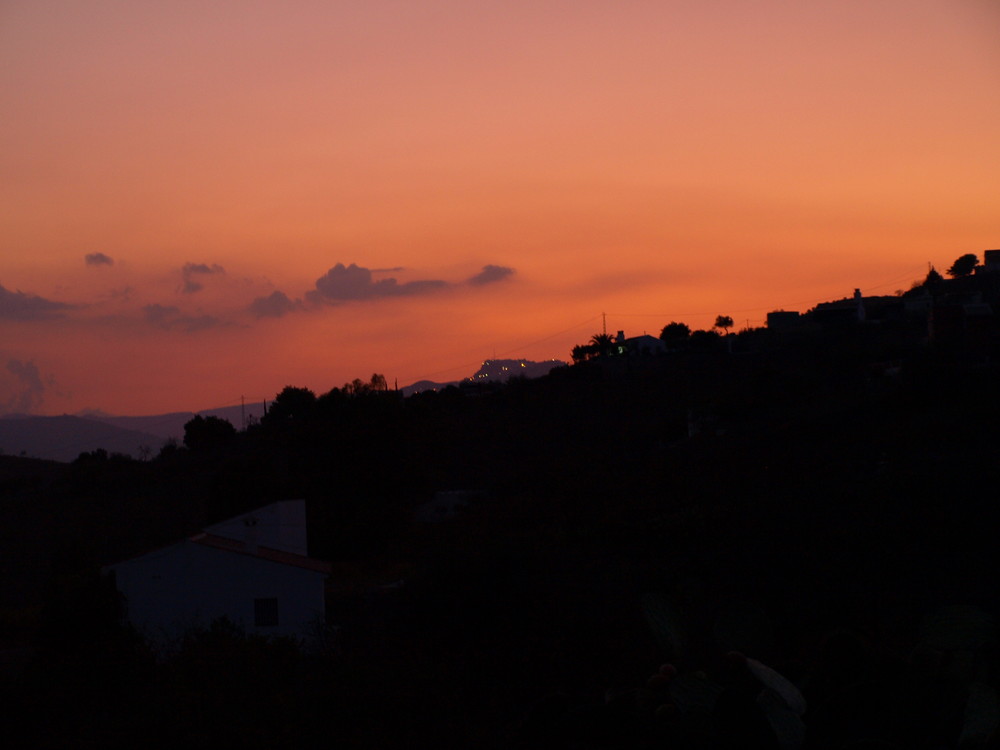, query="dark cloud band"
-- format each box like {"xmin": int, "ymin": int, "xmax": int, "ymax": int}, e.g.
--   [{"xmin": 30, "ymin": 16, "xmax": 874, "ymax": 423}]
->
[
  {"xmin": 85, "ymin": 252, "xmax": 114, "ymax": 267},
  {"xmin": 310, "ymin": 263, "xmax": 448, "ymax": 302},
  {"xmin": 0, "ymin": 283, "xmax": 73, "ymax": 321},
  {"xmin": 249, "ymin": 291, "xmax": 300, "ymax": 318},
  {"xmin": 181, "ymin": 262, "xmax": 226, "ymax": 294},
  {"xmin": 468, "ymin": 264, "xmax": 515, "ymax": 285},
  {"xmin": 248, "ymin": 260, "xmax": 516, "ymax": 319}
]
